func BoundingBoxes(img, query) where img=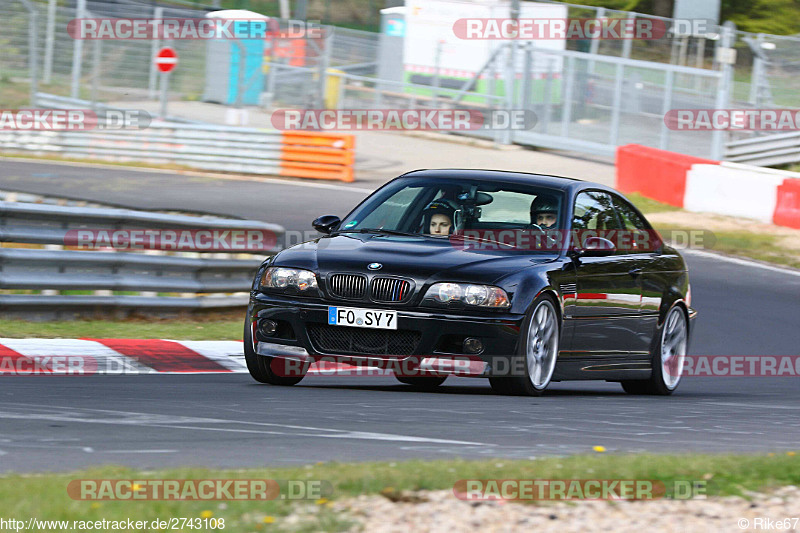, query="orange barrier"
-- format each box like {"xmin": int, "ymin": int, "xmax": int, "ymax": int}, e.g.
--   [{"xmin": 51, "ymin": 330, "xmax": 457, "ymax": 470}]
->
[
  {"xmin": 279, "ymin": 131, "xmax": 355, "ymax": 182},
  {"xmin": 773, "ymin": 178, "xmax": 800, "ymax": 229},
  {"xmin": 616, "ymin": 144, "xmax": 717, "ymax": 208}
]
